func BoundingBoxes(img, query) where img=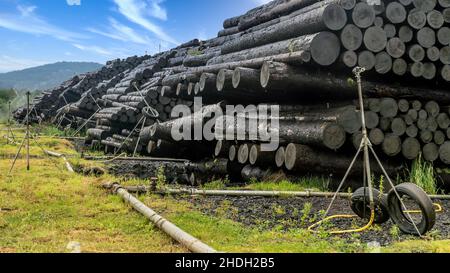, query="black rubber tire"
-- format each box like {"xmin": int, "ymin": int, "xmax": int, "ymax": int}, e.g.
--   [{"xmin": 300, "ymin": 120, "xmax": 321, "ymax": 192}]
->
[
  {"xmin": 351, "ymin": 187, "xmax": 390, "ymax": 224},
  {"xmin": 387, "ymin": 183, "xmax": 436, "ymax": 236}
]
